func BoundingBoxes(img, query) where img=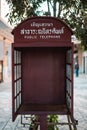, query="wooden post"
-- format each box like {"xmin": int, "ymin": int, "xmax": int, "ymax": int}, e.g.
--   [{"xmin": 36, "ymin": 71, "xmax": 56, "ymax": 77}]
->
[{"xmin": 40, "ymin": 115, "xmax": 47, "ymax": 130}]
